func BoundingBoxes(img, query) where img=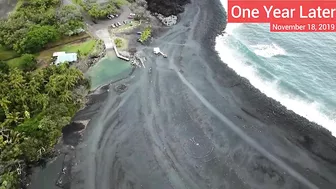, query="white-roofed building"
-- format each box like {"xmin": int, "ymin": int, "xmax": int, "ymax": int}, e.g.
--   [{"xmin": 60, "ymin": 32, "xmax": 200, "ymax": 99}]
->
[
  {"xmin": 53, "ymin": 51, "xmax": 66, "ymax": 57},
  {"xmin": 53, "ymin": 52, "xmax": 78, "ymax": 65}
]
